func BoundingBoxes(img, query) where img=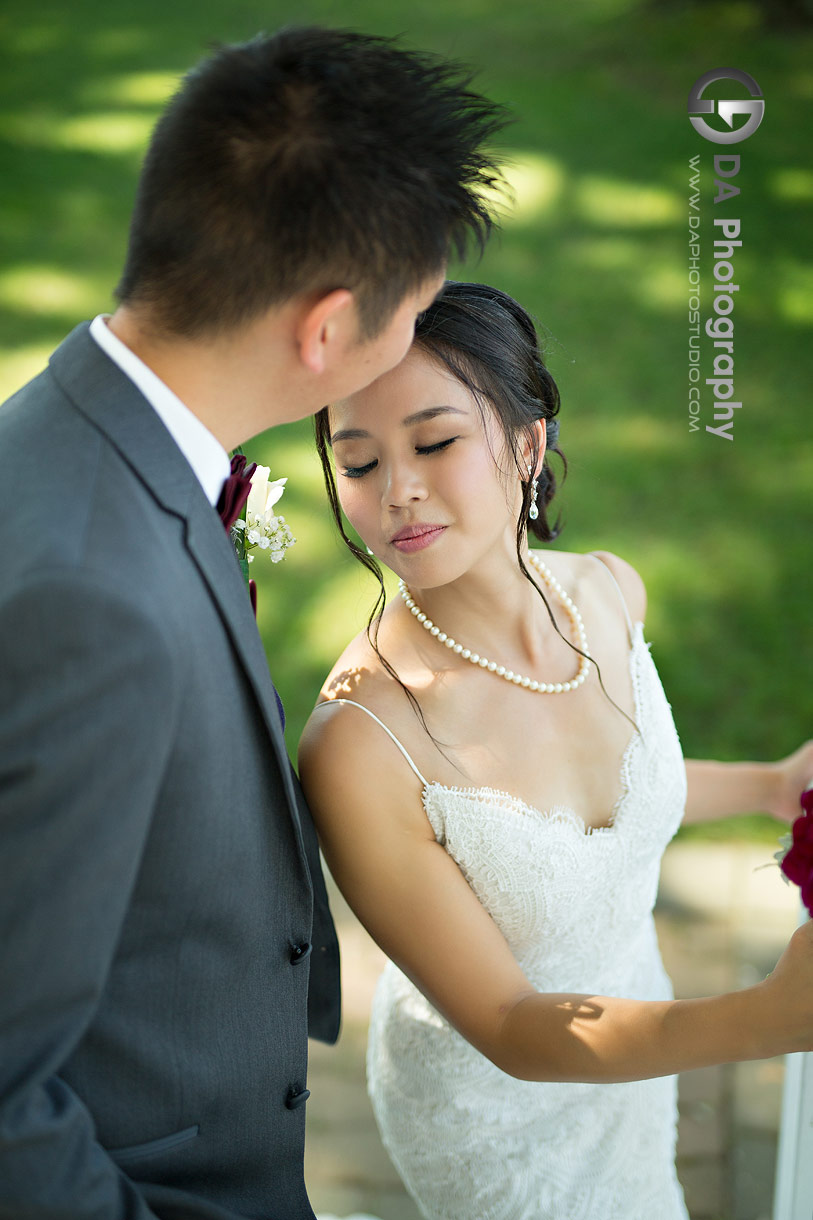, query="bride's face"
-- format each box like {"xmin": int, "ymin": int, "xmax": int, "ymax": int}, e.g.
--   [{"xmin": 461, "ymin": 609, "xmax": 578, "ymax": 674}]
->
[{"xmin": 329, "ymin": 347, "xmax": 523, "ymax": 588}]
